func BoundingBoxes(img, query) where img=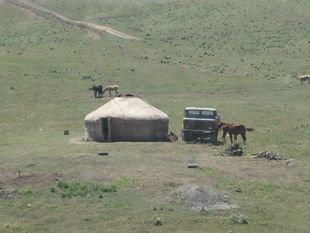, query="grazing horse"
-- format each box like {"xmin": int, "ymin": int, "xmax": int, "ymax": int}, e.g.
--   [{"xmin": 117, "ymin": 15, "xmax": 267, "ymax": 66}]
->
[
  {"xmin": 296, "ymin": 75, "xmax": 310, "ymax": 85},
  {"xmin": 89, "ymin": 85, "xmax": 103, "ymax": 98},
  {"xmin": 218, "ymin": 122, "xmax": 254, "ymax": 144},
  {"xmin": 103, "ymin": 85, "xmax": 119, "ymax": 97}
]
